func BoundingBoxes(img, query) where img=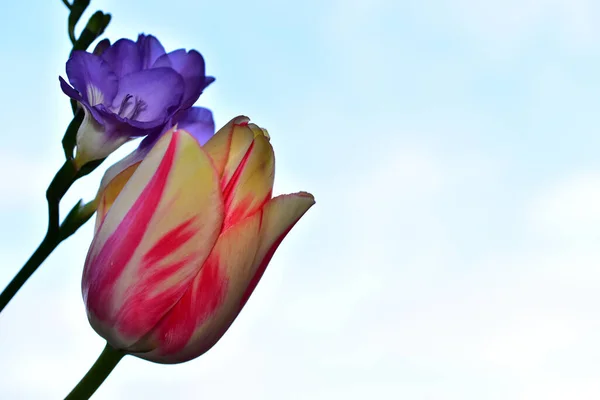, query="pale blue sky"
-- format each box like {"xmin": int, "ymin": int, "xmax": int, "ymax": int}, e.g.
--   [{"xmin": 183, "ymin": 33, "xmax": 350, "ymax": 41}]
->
[{"xmin": 2, "ymin": 0, "xmax": 600, "ymax": 398}]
